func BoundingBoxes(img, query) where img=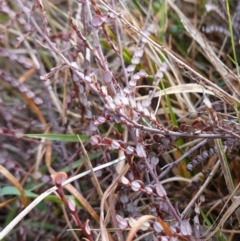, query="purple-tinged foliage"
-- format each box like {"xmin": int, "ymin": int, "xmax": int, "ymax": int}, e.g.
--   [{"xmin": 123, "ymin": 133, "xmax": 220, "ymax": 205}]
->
[
  {"xmin": 136, "ymin": 143, "xmax": 146, "ymax": 158},
  {"xmin": 180, "ymin": 219, "xmax": 192, "ymax": 236},
  {"xmin": 116, "ymin": 215, "xmax": 128, "ymax": 229},
  {"xmin": 1, "ymin": 0, "xmax": 240, "ymax": 240},
  {"xmin": 155, "ymin": 183, "xmax": 167, "ymax": 198}
]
